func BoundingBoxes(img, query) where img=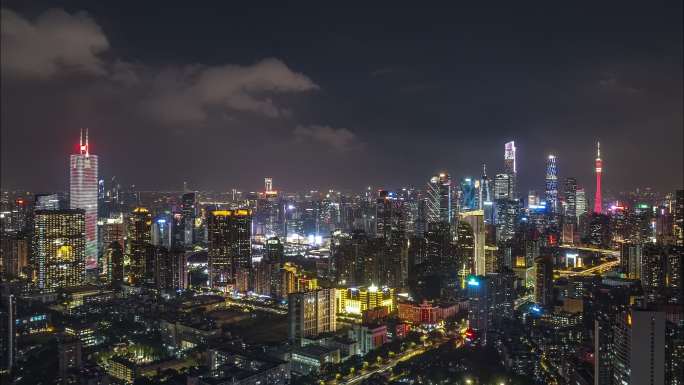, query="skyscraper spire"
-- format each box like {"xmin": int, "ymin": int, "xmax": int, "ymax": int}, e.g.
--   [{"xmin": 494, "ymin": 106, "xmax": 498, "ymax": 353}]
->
[
  {"xmin": 80, "ymin": 128, "xmax": 83, "ymax": 148},
  {"xmin": 594, "ymin": 141, "xmax": 603, "ymax": 214},
  {"xmin": 85, "ymin": 128, "xmax": 89, "ymax": 156}
]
